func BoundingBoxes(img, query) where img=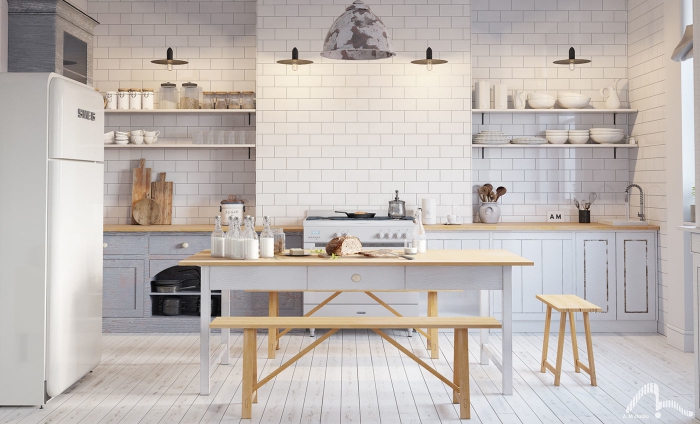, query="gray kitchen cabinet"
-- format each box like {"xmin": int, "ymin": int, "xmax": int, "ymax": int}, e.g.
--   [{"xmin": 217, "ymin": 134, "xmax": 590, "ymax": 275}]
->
[
  {"xmin": 574, "ymin": 233, "xmax": 617, "ymax": 320},
  {"xmin": 103, "ymin": 259, "xmax": 145, "ymax": 318},
  {"xmin": 615, "ymin": 232, "xmax": 657, "ymax": 321}
]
